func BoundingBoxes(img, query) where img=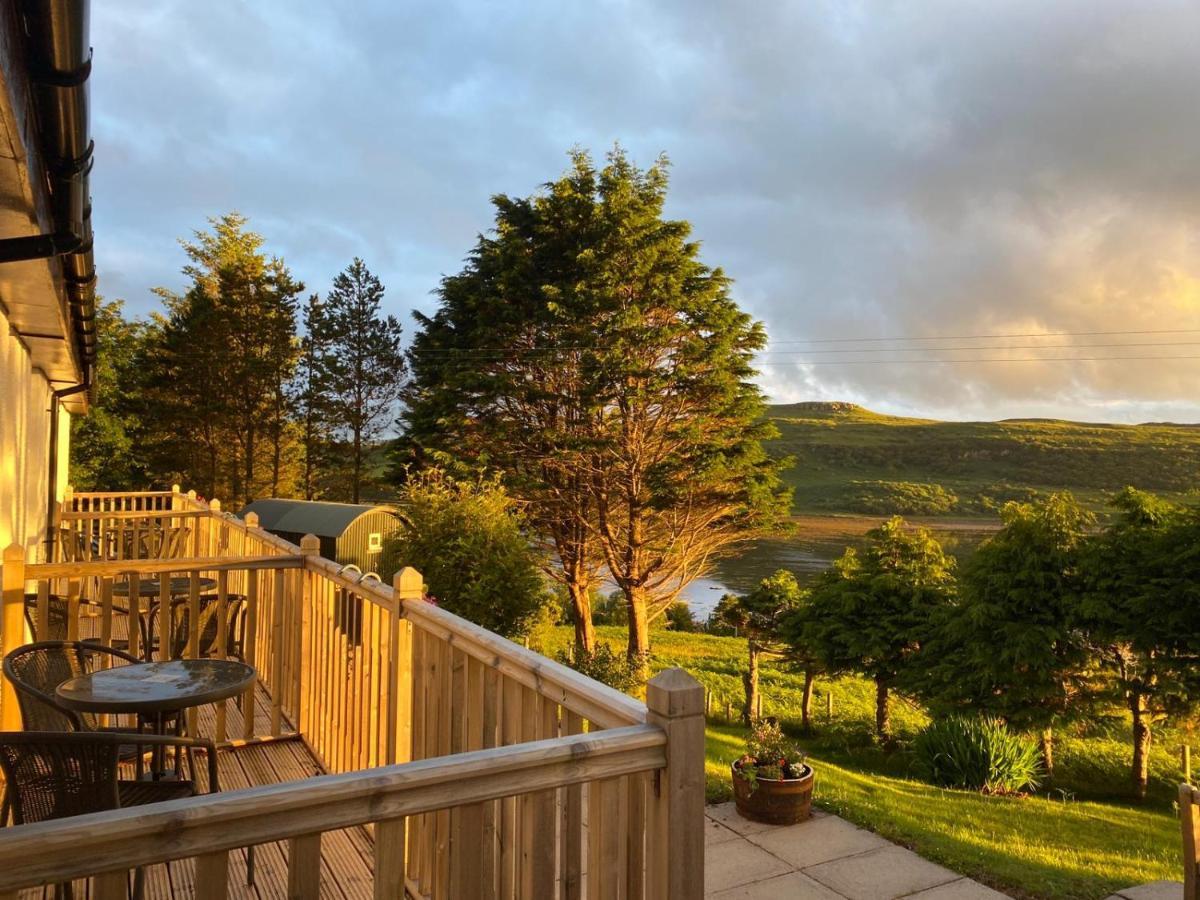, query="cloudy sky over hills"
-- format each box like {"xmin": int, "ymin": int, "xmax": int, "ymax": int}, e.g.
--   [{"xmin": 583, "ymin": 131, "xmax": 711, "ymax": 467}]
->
[{"xmin": 92, "ymin": 0, "xmax": 1200, "ymax": 423}]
